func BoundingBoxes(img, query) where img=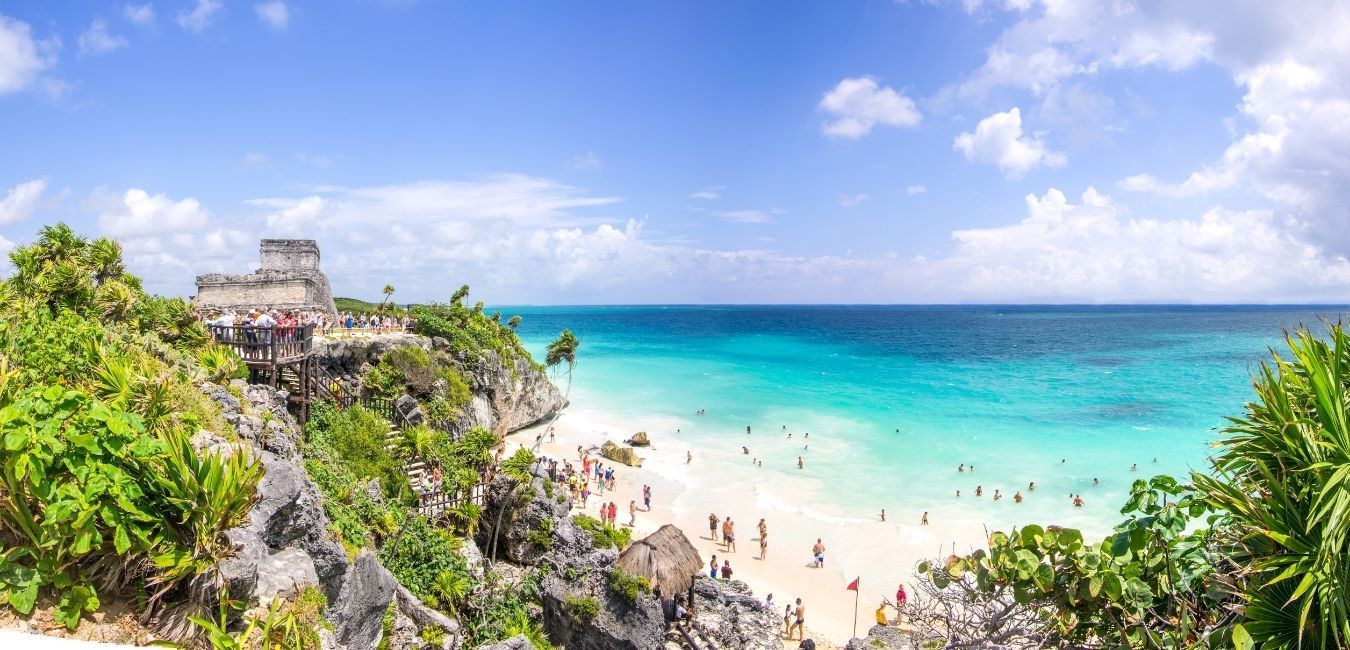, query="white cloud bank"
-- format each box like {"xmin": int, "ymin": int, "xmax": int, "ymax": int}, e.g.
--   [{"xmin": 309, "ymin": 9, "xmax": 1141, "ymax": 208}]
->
[
  {"xmin": 819, "ymin": 76, "xmax": 921, "ymax": 139},
  {"xmin": 954, "ymin": 107, "xmax": 1064, "ymax": 177}
]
